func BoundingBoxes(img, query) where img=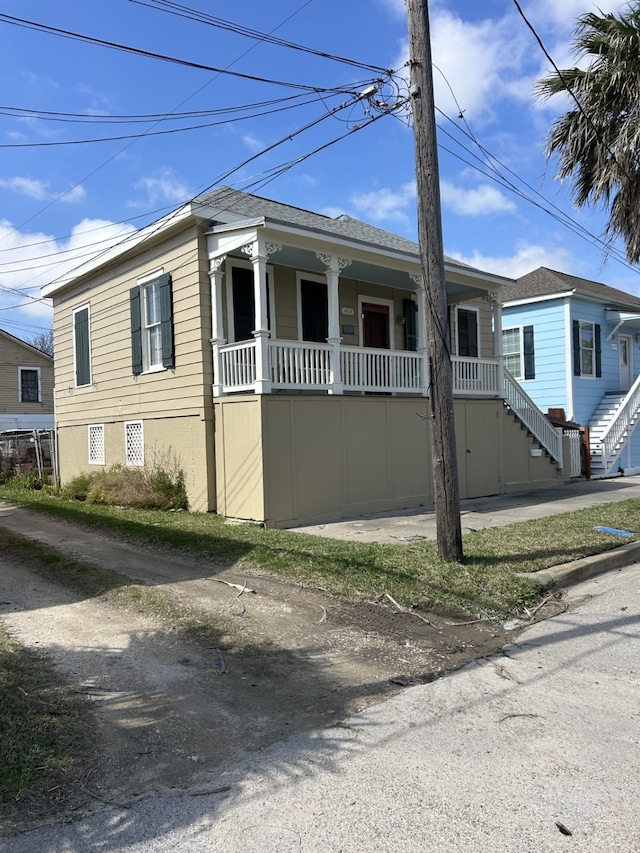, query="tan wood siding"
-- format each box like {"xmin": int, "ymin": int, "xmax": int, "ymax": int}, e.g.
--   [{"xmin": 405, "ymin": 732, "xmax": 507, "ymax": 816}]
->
[{"xmin": 0, "ymin": 335, "xmax": 53, "ymax": 416}]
